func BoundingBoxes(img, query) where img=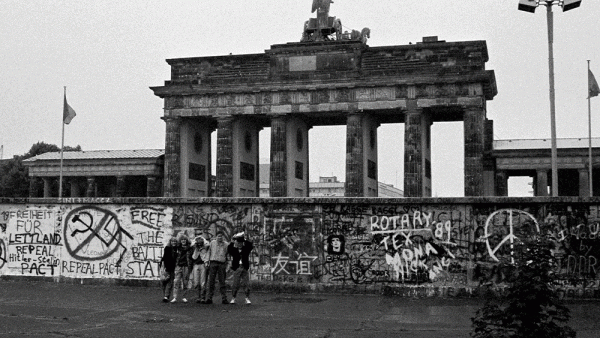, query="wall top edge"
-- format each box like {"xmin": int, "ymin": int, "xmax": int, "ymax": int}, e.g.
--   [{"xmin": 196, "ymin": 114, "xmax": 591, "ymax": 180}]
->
[{"xmin": 2, "ymin": 196, "xmax": 600, "ymax": 205}]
